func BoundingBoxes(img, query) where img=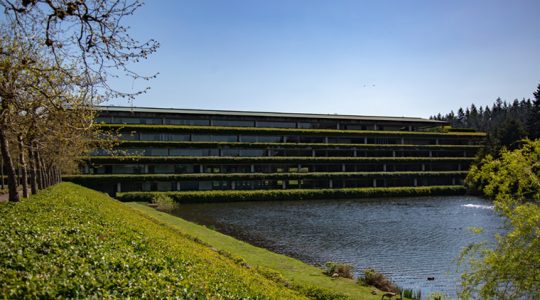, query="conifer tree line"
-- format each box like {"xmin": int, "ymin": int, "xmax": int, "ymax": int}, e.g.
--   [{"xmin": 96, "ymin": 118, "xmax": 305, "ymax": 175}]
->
[
  {"xmin": 431, "ymin": 83, "xmax": 540, "ymax": 154},
  {"xmin": 0, "ymin": 0, "xmax": 158, "ymax": 202}
]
